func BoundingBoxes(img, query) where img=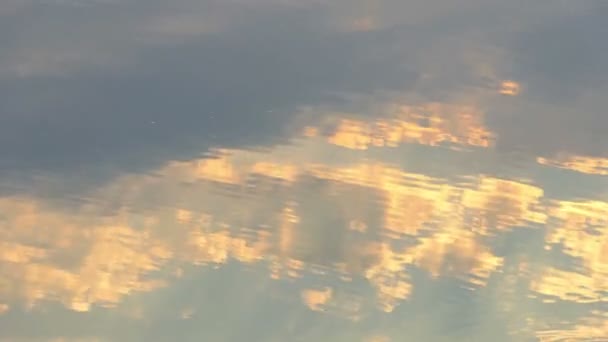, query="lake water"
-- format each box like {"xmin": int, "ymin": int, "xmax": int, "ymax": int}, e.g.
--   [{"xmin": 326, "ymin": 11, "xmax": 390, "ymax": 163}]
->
[{"xmin": 1, "ymin": 1, "xmax": 608, "ymax": 341}]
